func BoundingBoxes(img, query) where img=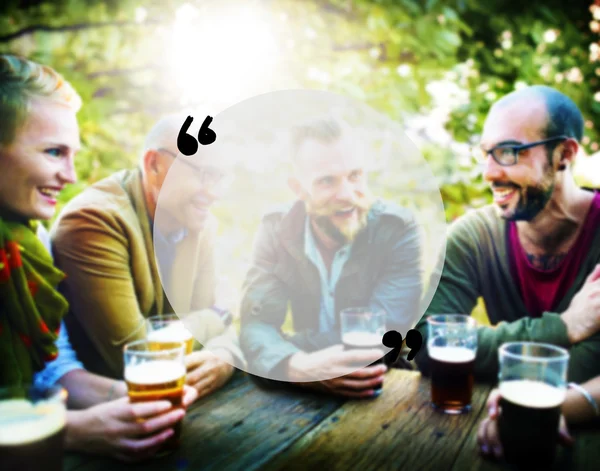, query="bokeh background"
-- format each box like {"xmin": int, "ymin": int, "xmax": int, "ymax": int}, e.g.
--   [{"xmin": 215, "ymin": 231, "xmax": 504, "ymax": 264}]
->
[{"xmin": 2, "ymin": 0, "xmax": 600, "ymax": 325}]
